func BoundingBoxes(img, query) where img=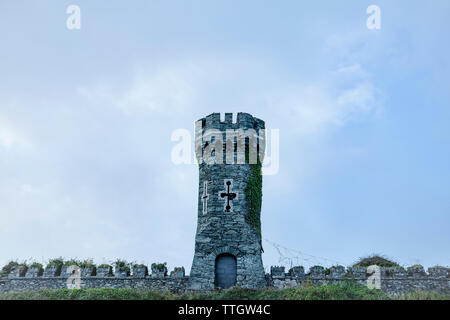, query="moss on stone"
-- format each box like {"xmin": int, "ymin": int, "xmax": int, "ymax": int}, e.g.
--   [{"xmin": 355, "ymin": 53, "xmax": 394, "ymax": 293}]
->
[
  {"xmin": 151, "ymin": 263, "xmax": 167, "ymax": 271},
  {"xmin": 47, "ymin": 258, "xmax": 64, "ymax": 268},
  {"xmin": 30, "ymin": 262, "xmax": 44, "ymax": 270},
  {"xmin": 245, "ymin": 161, "xmax": 262, "ymax": 237},
  {"xmin": 353, "ymin": 254, "xmax": 400, "ymax": 268},
  {"xmin": 1, "ymin": 261, "xmax": 19, "ymax": 277},
  {"xmin": 114, "ymin": 259, "xmax": 131, "ymax": 272}
]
